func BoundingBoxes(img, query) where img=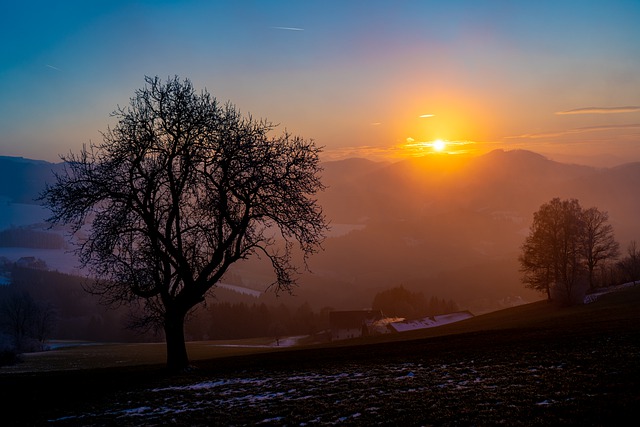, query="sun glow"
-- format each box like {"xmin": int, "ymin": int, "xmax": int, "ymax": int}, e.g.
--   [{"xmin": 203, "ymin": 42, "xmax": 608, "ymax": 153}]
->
[{"xmin": 398, "ymin": 138, "xmax": 478, "ymax": 159}]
